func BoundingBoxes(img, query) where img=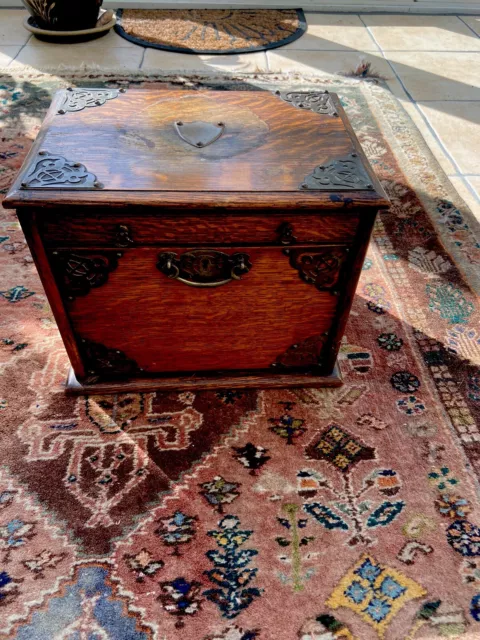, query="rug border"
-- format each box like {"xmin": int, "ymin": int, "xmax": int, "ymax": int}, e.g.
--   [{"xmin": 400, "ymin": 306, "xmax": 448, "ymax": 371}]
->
[{"xmin": 113, "ymin": 7, "xmax": 307, "ymax": 55}]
